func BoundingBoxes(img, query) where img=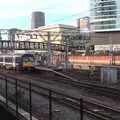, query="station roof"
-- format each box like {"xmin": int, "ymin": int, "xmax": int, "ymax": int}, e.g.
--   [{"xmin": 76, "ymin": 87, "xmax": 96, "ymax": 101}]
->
[{"xmin": 32, "ymin": 24, "xmax": 77, "ymax": 31}]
